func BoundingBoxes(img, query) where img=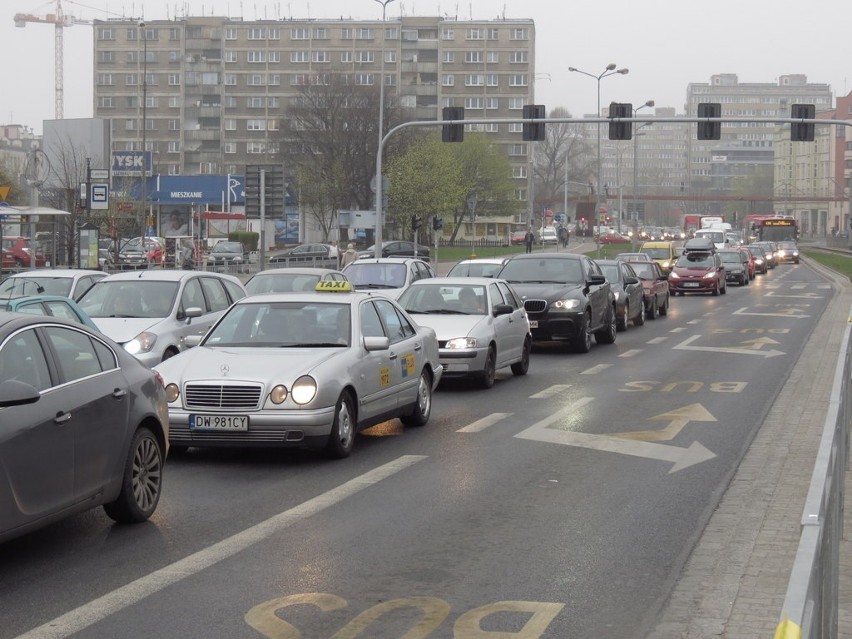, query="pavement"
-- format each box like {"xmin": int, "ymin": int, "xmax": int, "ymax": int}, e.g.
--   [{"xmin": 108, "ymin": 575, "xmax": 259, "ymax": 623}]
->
[{"xmin": 437, "ymin": 241, "xmax": 852, "ymax": 638}]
